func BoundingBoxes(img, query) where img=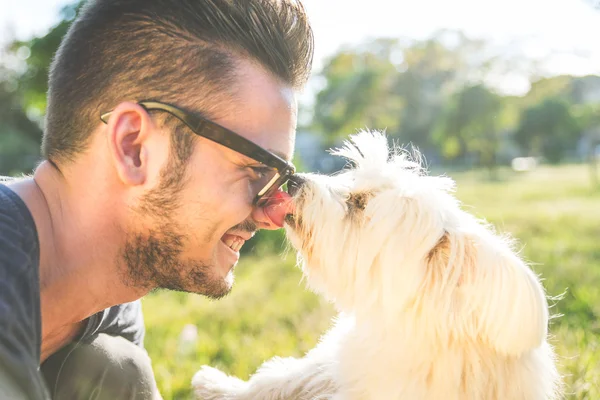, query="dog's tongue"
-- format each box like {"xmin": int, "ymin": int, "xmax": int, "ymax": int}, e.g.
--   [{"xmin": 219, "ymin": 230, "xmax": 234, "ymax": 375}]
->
[{"xmin": 264, "ymin": 191, "xmax": 294, "ymax": 228}]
